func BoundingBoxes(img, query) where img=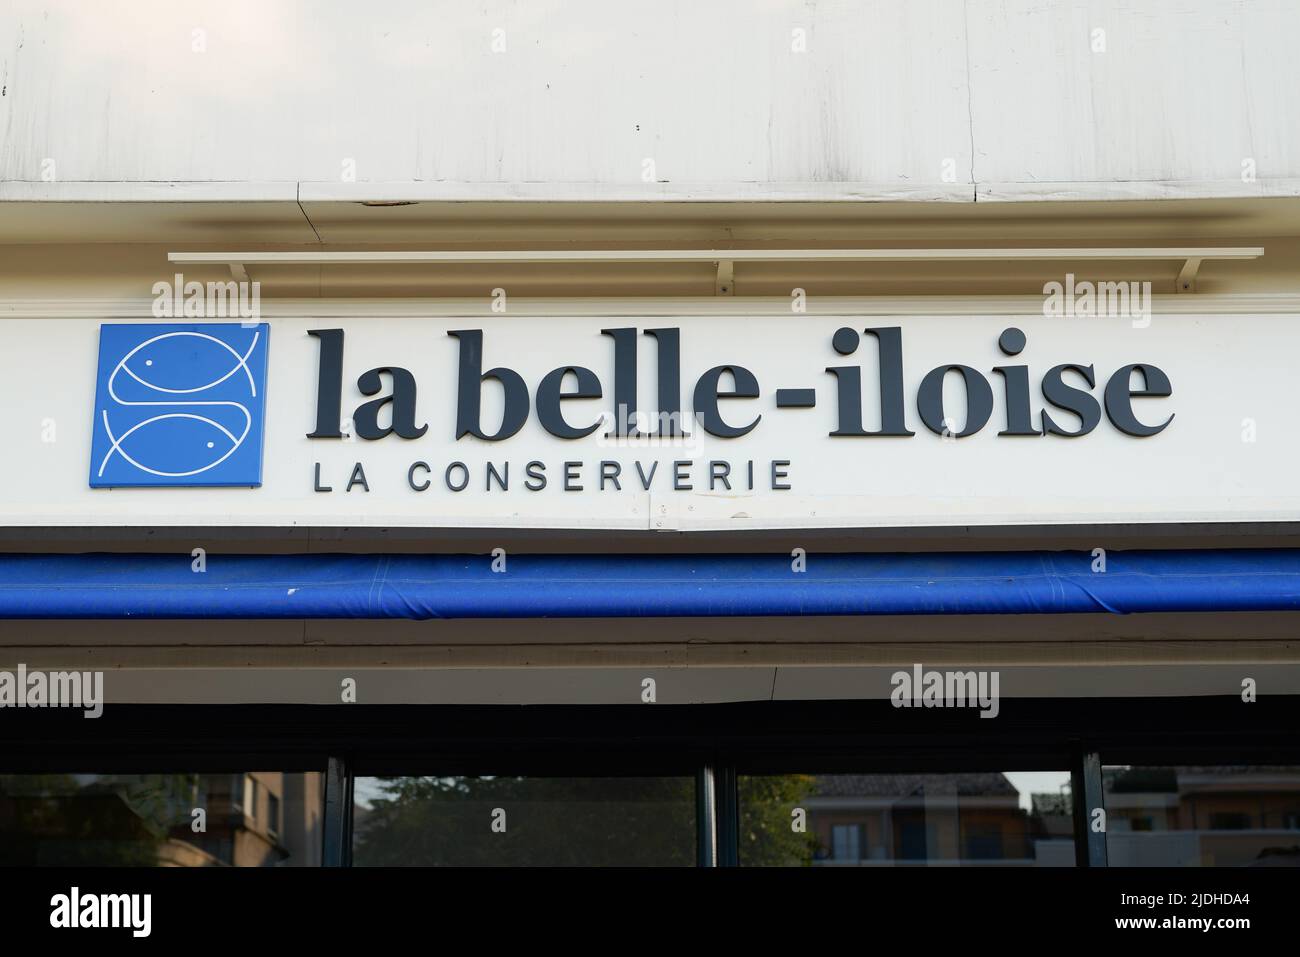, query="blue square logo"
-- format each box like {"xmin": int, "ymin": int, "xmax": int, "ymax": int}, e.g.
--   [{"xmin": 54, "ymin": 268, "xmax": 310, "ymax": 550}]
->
[{"xmin": 89, "ymin": 323, "xmax": 270, "ymax": 488}]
